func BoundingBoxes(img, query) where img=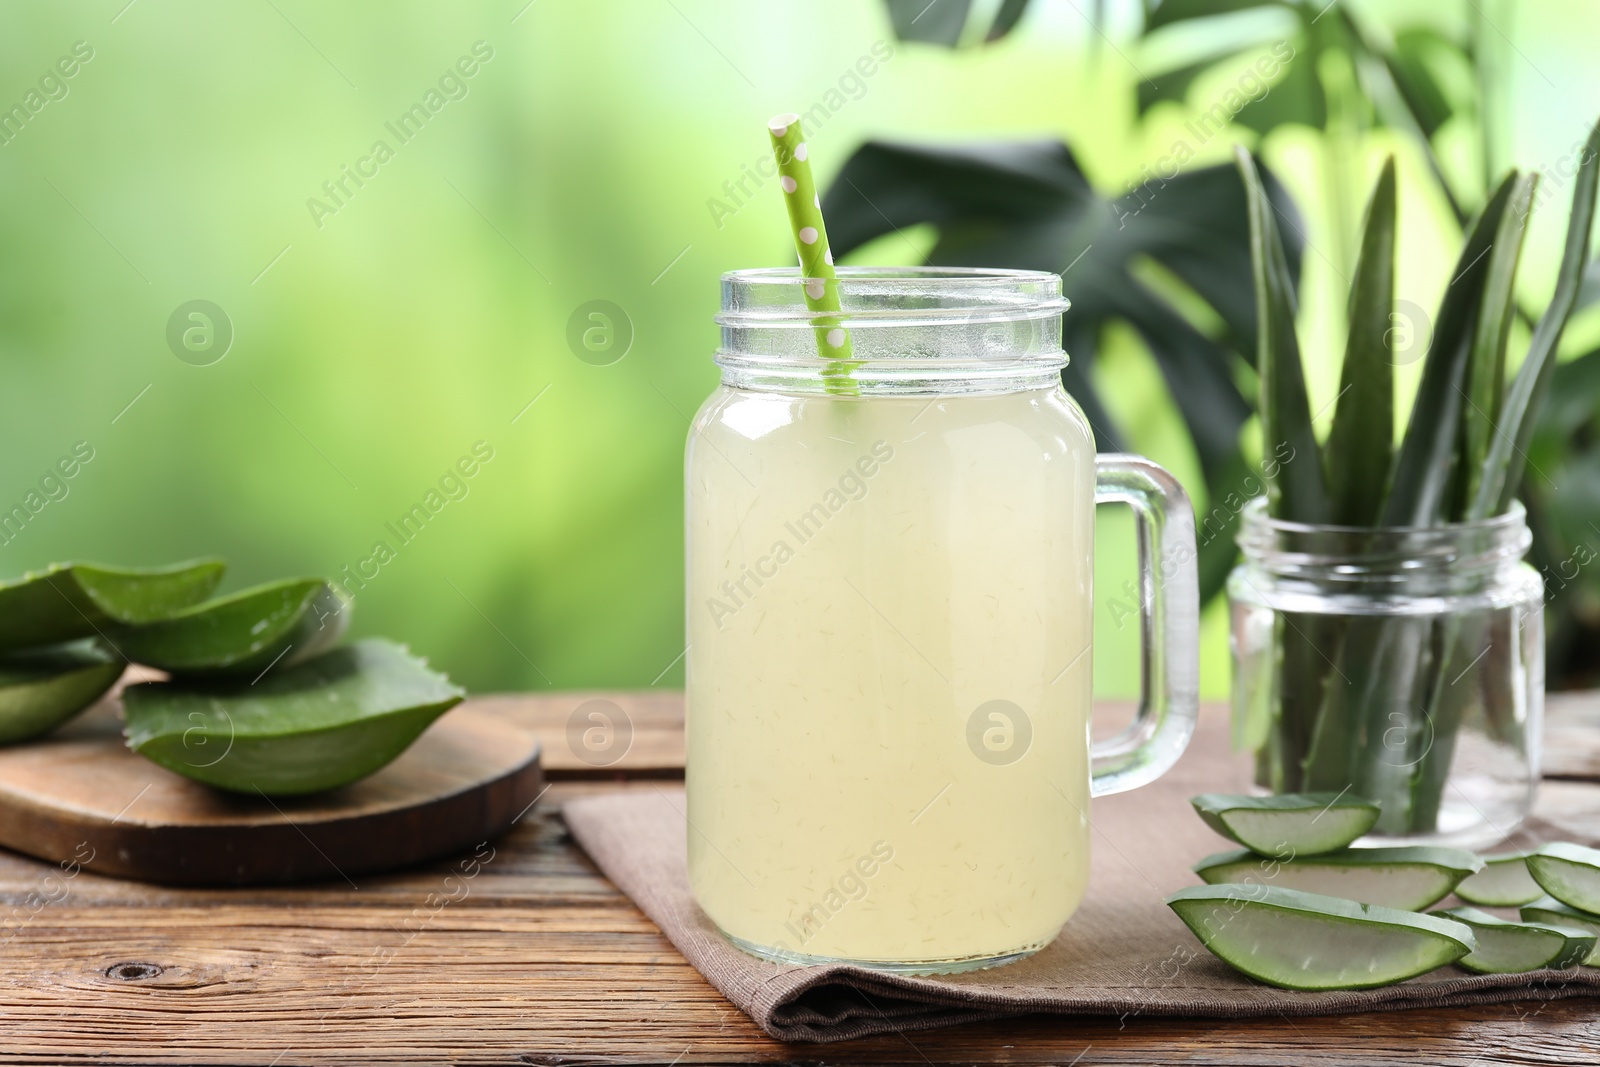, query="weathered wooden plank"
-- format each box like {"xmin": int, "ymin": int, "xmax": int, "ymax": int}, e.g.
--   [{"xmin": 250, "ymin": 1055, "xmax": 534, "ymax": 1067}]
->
[
  {"xmin": 1544, "ymin": 690, "xmax": 1600, "ymax": 779},
  {"xmin": 477, "ymin": 692, "xmax": 685, "ymax": 777},
  {"xmin": 0, "ymin": 696, "xmax": 1593, "ymax": 1065}
]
